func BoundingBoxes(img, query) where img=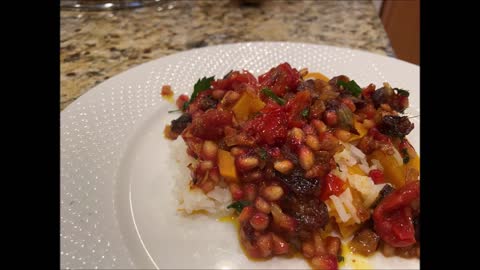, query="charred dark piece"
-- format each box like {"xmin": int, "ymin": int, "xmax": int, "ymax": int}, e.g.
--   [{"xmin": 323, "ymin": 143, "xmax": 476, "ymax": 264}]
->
[
  {"xmin": 378, "ymin": 115, "xmax": 414, "ymax": 138},
  {"xmin": 282, "ymin": 195, "xmax": 329, "ymax": 233},
  {"xmin": 170, "ymin": 113, "xmax": 192, "ymax": 134},
  {"xmin": 276, "ymin": 167, "xmax": 319, "ymax": 196},
  {"xmin": 199, "ymin": 95, "xmax": 218, "ymax": 111},
  {"xmin": 371, "ymin": 184, "xmax": 395, "ymax": 208}
]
